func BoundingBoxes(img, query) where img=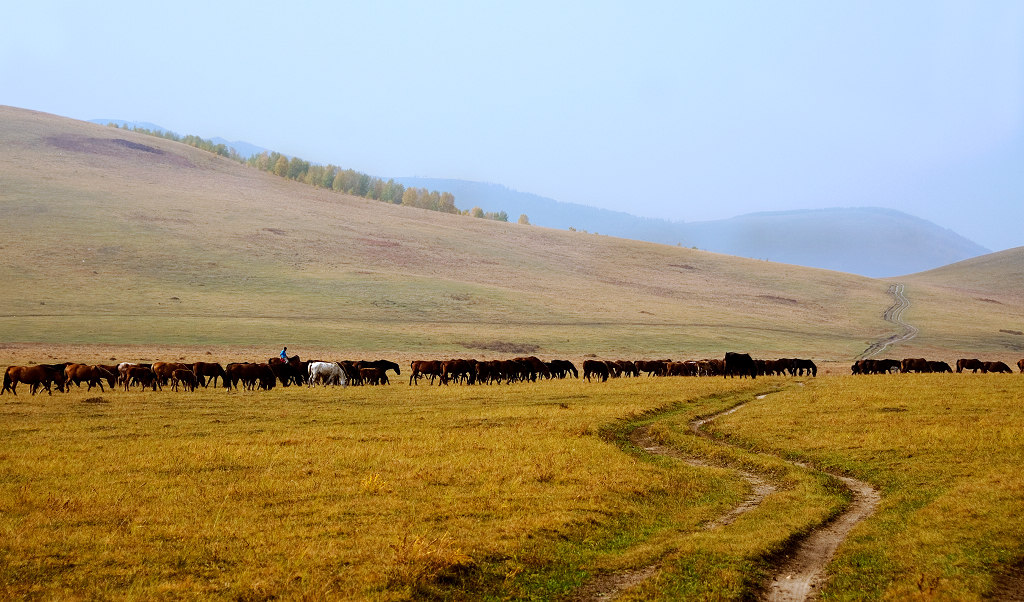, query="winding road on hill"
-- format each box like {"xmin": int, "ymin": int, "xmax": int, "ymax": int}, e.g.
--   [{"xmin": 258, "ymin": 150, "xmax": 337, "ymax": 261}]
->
[
  {"xmin": 569, "ymin": 393, "xmax": 879, "ymax": 601},
  {"xmin": 858, "ymin": 283, "xmax": 918, "ymax": 359}
]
